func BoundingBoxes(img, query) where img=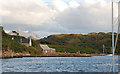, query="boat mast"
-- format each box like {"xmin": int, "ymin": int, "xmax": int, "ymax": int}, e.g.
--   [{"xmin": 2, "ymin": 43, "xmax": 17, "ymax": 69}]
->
[
  {"xmin": 103, "ymin": 44, "xmax": 105, "ymax": 54},
  {"xmin": 111, "ymin": 0, "xmax": 115, "ymax": 72}
]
